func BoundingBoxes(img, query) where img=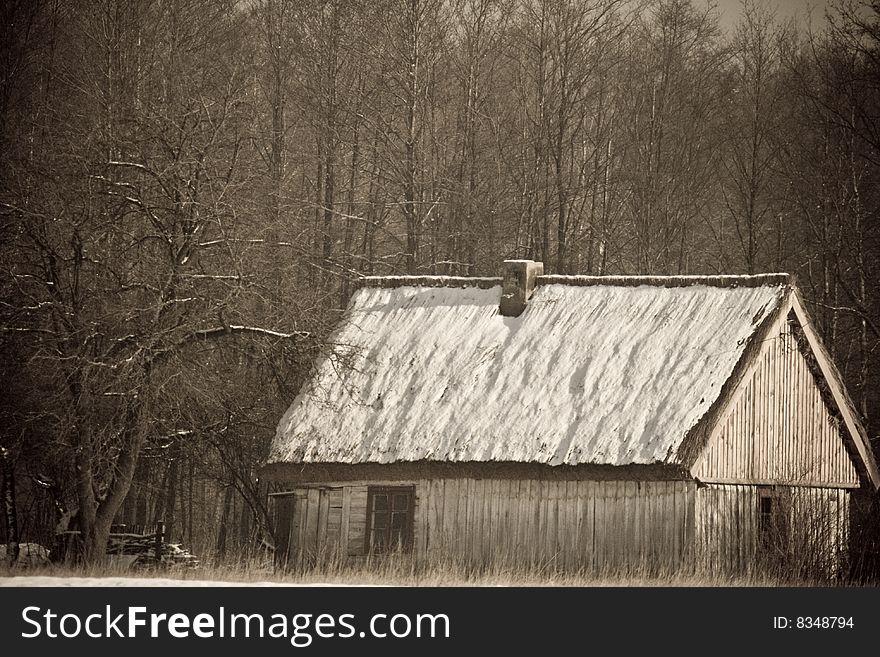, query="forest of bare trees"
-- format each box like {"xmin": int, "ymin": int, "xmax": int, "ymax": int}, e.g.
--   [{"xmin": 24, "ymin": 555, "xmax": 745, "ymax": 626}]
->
[{"xmin": 1, "ymin": 0, "xmax": 879, "ymax": 568}]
